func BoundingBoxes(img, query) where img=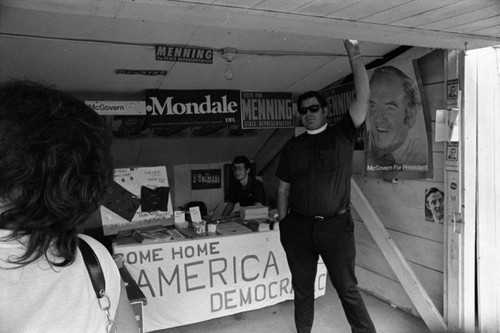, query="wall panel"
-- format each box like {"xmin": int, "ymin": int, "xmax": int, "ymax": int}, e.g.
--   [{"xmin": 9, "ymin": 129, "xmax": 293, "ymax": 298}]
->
[
  {"xmin": 353, "ymin": 49, "xmax": 446, "ymax": 319},
  {"xmin": 174, "ymin": 162, "xmax": 228, "ymax": 217}
]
